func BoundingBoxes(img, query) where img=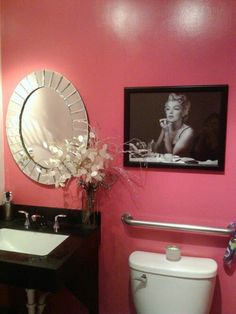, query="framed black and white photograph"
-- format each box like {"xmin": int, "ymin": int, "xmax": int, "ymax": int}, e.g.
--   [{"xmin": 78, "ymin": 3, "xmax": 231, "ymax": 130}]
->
[{"xmin": 124, "ymin": 85, "xmax": 228, "ymax": 171}]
